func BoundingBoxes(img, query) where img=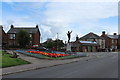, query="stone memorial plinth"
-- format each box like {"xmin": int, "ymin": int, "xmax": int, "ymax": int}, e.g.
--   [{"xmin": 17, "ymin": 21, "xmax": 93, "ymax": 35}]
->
[{"xmin": 66, "ymin": 43, "xmax": 71, "ymax": 52}]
